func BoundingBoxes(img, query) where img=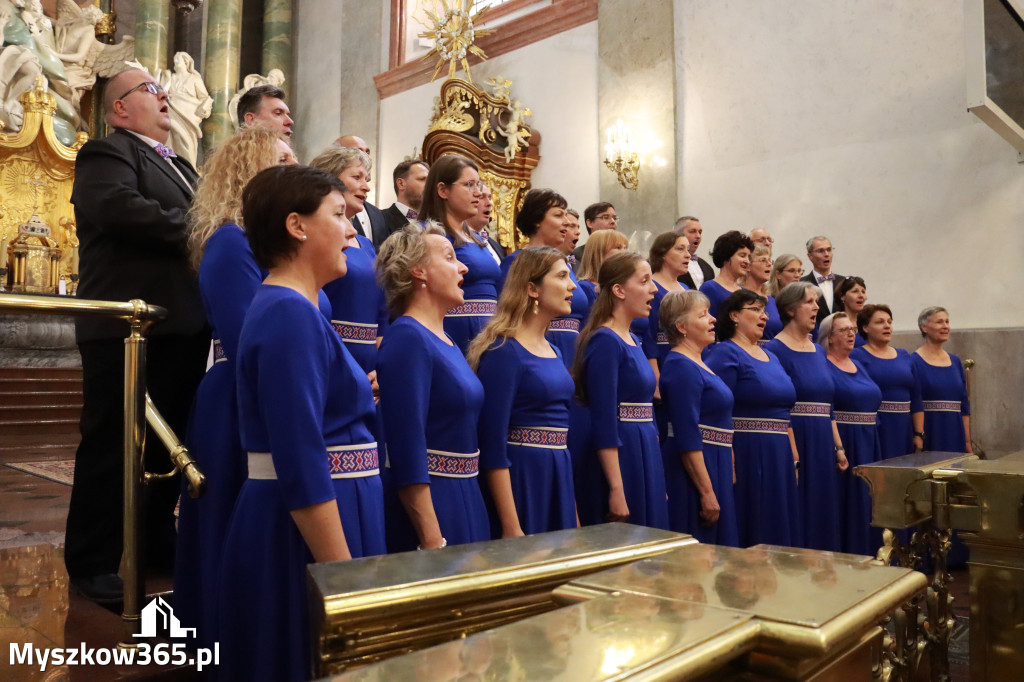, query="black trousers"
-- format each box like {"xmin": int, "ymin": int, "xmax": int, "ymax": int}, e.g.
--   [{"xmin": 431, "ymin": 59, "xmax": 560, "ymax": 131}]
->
[{"xmin": 65, "ymin": 333, "xmax": 209, "ymax": 578}]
